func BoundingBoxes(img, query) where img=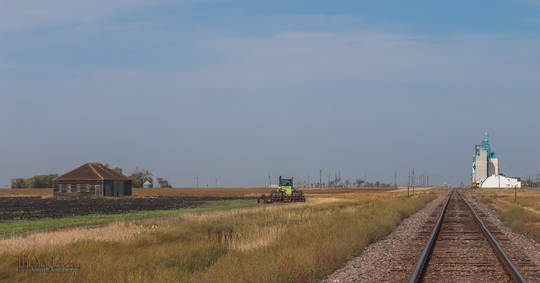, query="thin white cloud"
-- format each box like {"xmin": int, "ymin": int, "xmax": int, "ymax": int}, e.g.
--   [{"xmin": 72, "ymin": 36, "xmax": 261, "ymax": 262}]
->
[
  {"xmin": 162, "ymin": 31, "xmax": 540, "ymax": 92},
  {"xmin": 21, "ymin": 30, "xmax": 536, "ymax": 100}
]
